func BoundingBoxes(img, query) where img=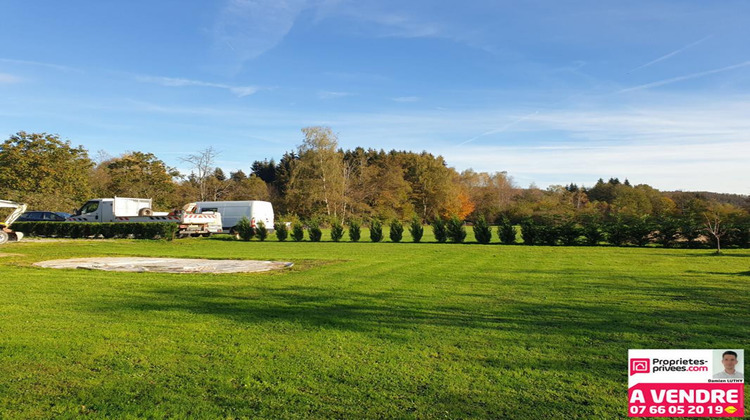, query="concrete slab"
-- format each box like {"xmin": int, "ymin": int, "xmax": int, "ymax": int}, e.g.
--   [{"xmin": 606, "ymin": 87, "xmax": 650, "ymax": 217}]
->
[{"xmin": 34, "ymin": 257, "xmax": 293, "ymax": 274}]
